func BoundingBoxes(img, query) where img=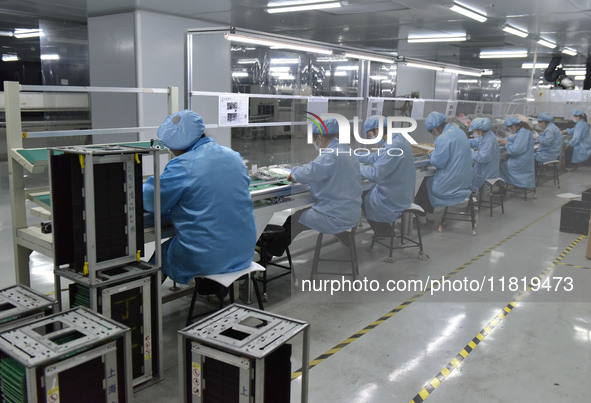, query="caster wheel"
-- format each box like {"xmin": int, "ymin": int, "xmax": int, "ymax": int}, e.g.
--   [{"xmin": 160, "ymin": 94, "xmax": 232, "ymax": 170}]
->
[
  {"xmin": 418, "ymin": 252, "xmax": 430, "ymax": 261},
  {"xmin": 263, "ymin": 292, "xmax": 268, "ymax": 302},
  {"xmin": 385, "ymin": 257, "xmax": 394, "ymax": 263},
  {"xmin": 293, "ymin": 278, "xmax": 300, "ymax": 288}
]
